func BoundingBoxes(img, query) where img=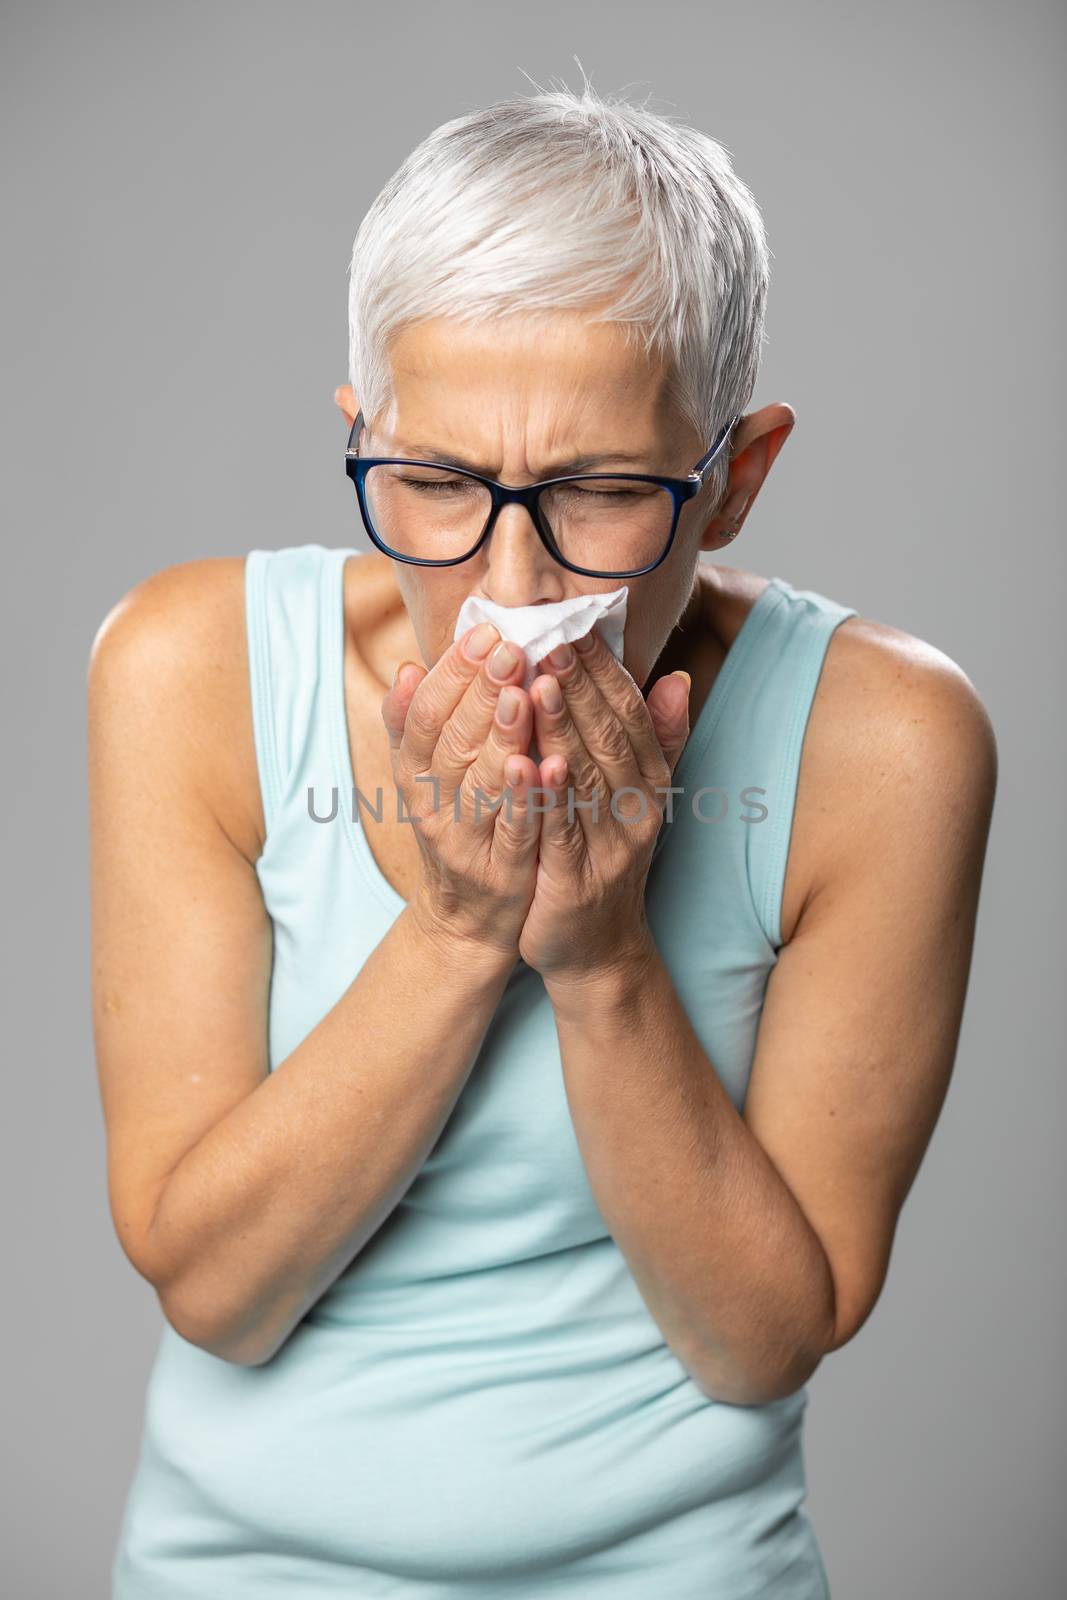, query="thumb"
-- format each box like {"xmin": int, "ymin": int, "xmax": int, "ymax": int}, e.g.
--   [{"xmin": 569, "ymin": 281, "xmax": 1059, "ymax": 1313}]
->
[
  {"xmin": 648, "ymin": 670, "xmax": 691, "ymax": 771},
  {"xmin": 381, "ymin": 660, "xmax": 425, "ymax": 752}
]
